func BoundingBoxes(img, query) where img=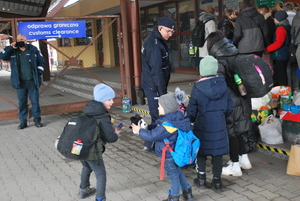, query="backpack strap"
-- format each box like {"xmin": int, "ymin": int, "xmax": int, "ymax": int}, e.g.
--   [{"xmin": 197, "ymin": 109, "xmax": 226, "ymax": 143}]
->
[
  {"xmin": 160, "ymin": 138, "xmax": 174, "ymax": 180},
  {"xmin": 160, "ymin": 121, "xmax": 177, "ymax": 180},
  {"xmin": 94, "ymin": 118, "xmax": 102, "ymax": 166}
]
